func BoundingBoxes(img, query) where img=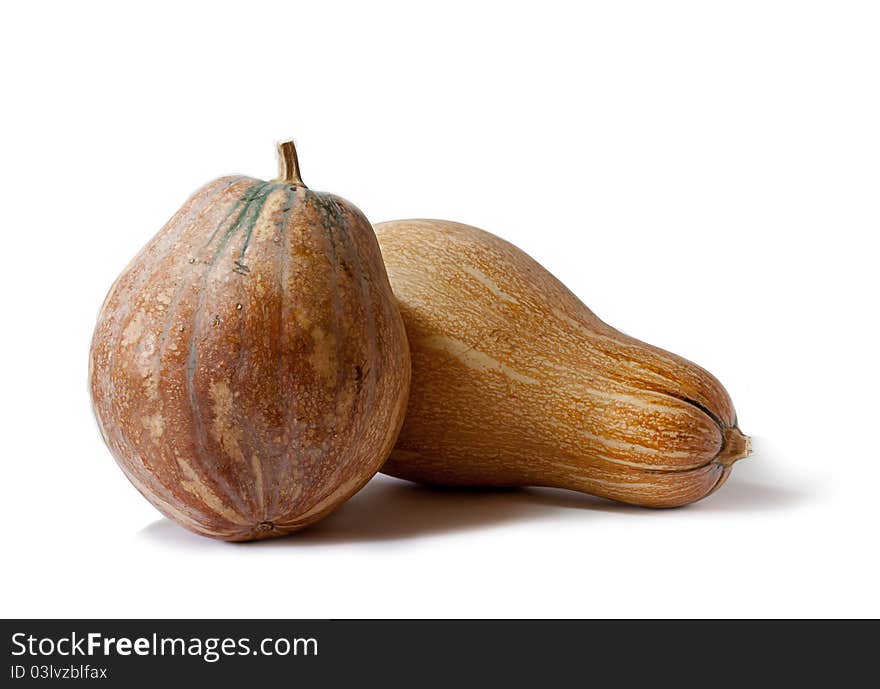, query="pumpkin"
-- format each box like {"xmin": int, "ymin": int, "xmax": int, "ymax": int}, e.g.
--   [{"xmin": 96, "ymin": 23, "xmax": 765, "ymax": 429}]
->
[
  {"xmin": 89, "ymin": 141, "xmax": 410, "ymax": 540},
  {"xmin": 375, "ymin": 219, "xmax": 749, "ymax": 507}
]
